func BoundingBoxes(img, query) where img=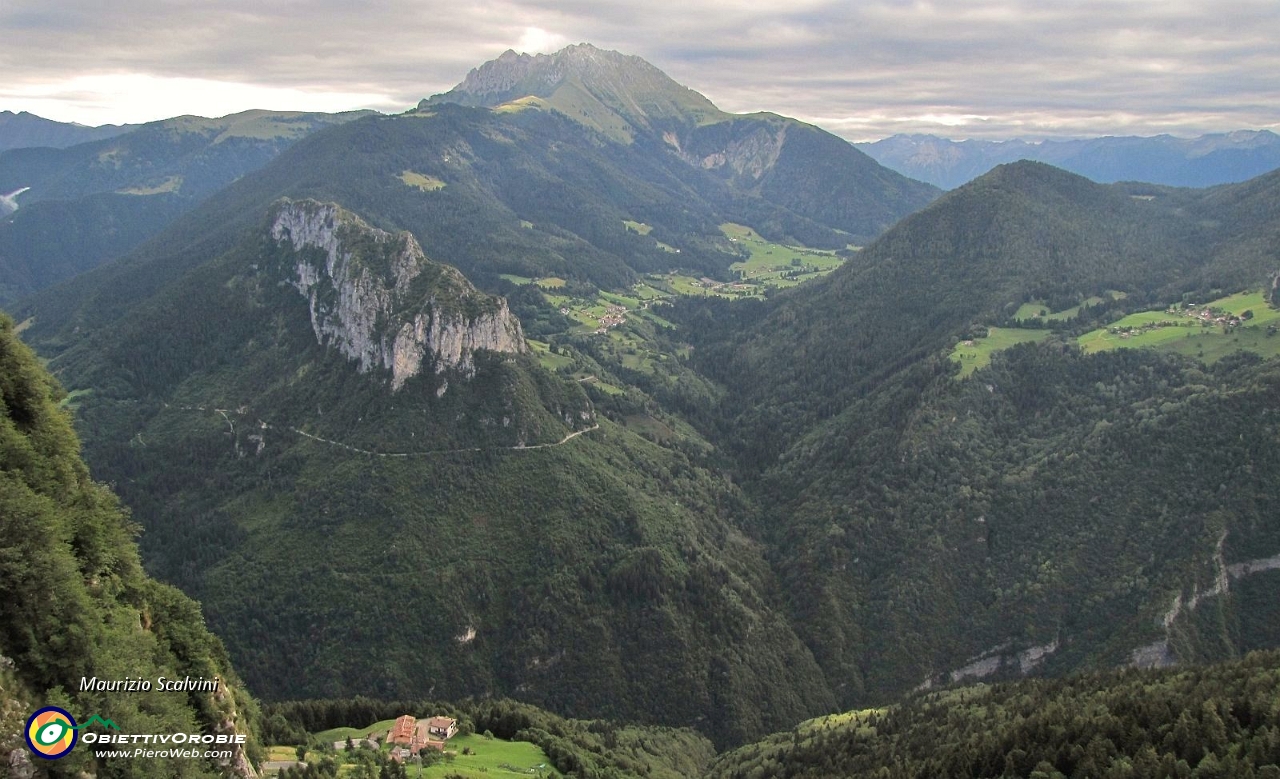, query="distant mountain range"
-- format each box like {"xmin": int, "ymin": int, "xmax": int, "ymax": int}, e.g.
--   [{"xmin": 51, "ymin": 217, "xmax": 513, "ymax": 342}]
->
[
  {"xmin": 858, "ymin": 130, "xmax": 1280, "ymax": 188},
  {"xmin": 0, "ymin": 109, "xmax": 373, "ymax": 304},
  {"xmin": 0, "ymin": 109, "xmax": 136, "ymax": 152}
]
